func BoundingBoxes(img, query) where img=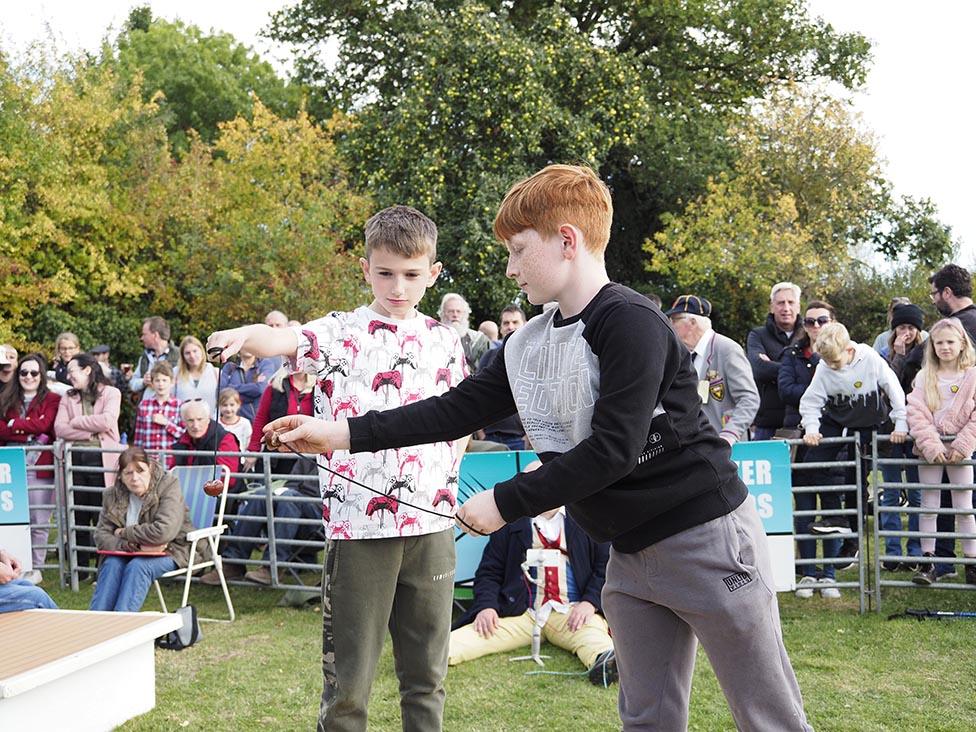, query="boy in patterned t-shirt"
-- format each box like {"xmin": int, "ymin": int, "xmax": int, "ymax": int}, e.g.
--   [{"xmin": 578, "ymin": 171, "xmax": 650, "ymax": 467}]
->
[{"xmin": 207, "ymin": 205, "xmax": 467, "ymax": 732}]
